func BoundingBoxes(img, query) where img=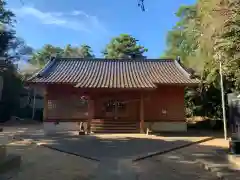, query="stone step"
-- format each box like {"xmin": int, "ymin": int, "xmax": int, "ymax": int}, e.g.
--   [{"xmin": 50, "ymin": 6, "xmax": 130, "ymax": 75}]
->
[
  {"xmin": 0, "ymin": 154, "xmax": 21, "ymax": 174},
  {"xmin": 0, "ymin": 145, "xmax": 6, "ymax": 160}
]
